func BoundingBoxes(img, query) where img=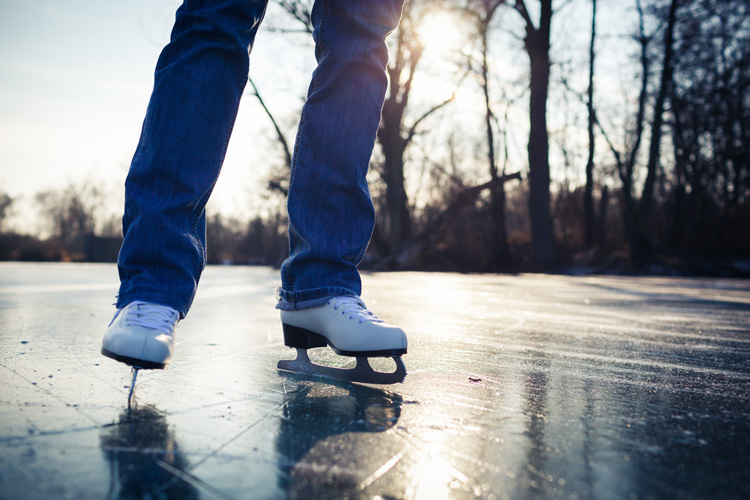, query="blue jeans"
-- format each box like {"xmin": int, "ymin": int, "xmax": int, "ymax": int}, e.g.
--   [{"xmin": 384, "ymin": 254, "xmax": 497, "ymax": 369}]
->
[{"xmin": 116, "ymin": 0, "xmax": 404, "ymax": 317}]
